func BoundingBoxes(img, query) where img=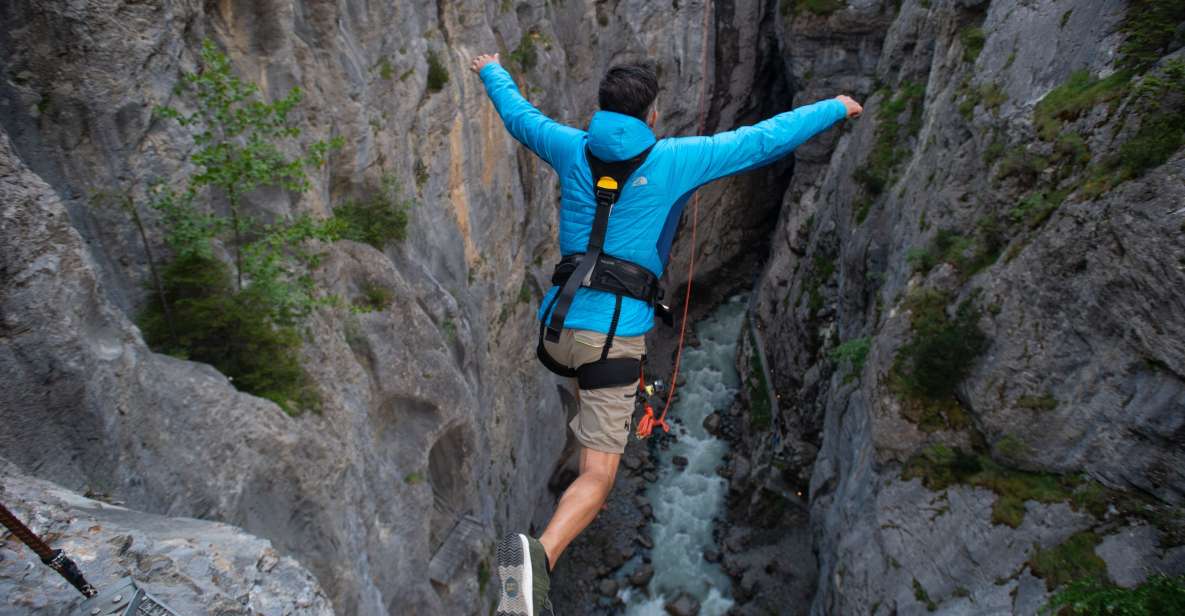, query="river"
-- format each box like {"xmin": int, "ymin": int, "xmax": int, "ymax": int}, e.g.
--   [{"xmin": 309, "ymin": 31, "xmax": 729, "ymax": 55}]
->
[{"xmin": 618, "ymin": 295, "xmax": 749, "ymax": 615}]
